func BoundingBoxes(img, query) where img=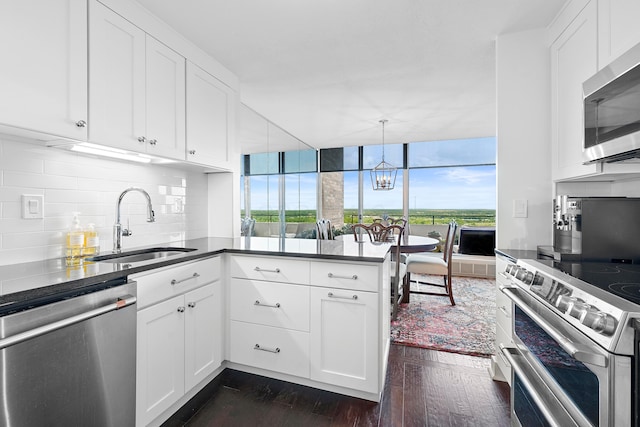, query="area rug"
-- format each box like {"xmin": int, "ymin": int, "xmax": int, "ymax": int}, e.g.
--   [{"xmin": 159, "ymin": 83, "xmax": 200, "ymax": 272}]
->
[{"xmin": 391, "ymin": 274, "xmax": 496, "ymax": 357}]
